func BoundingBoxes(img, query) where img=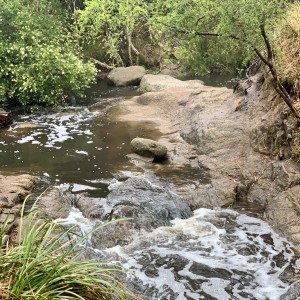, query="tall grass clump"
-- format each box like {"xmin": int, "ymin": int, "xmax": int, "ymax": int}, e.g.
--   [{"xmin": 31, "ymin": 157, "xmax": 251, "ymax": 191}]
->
[
  {"xmin": 0, "ymin": 195, "xmax": 137, "ymax": 300},
  {"xmin": 274, "ymin": 3, "xmax": 300, "ymax": 159}
]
